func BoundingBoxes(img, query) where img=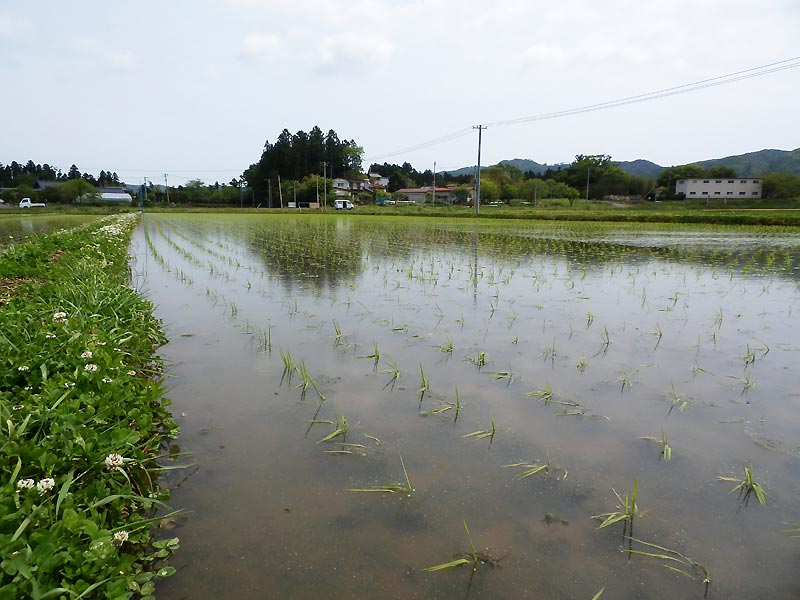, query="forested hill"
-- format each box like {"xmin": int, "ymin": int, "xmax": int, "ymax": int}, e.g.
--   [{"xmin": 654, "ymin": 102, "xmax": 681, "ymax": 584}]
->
[
  {"xmin": 444, "ymin": 149, "xmax": 800, "ymax": 178},
  {"xmin": 694, "ymin": 148, "xmax": 800, "ymax": 177}
]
